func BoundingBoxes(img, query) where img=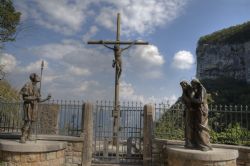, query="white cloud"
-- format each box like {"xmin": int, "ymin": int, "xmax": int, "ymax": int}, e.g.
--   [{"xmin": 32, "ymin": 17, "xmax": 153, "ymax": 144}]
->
[
  {"xmin": 95, "ymin": 0, "xmax": 188, "ymax": 35},
  {"xmin": 68, "ymin": 66, "xmax": 91, "ymax": 76},
  {"xmin": 172, "ymin": 50, "xmax": 195, "ymax": 69},
  {"xmin": 37, "ymin": 1, "xmax": 84, "ymax": 29},
  {"xmin": 120, "ymin": 81, "xmax": 145, "ymax": 102},
  {"xmin": 82, "ymin": 26, "xmax": 99, "ymax": 43},
  {"xmin": 14, "ymin": 0, "xmax": 189, "ymax": 36},
  {"xmin": 31, "ymin": 40, "xmax": 165, "ymax": 80},
  {"xmin": 31, "ymin": 40, "xmax": 114, "ymax": 74},
  {"xmin": 31, "ymin": 40, "xmax": 80, "ymax": 60},
  {"xmin": 0, "ymin": 53, "xmax": 17, "ymax": 72},
  {"xmin": 20, "ymin": 60, "xmax": 49, "ymax": 73},
  {"xmin": 127, "ymin": 45, "xmax": 165, "ymax": 78},
  {"xmin": 20, "ymin": 40, "xmax": 113, "ymax": 100},
  {"xmin": 34, "ymin": 4, "xmax": 79, "ymax": 34},
  {"xmin": 120, "ymin": 81, "xmax": 178, "ymax": 104},
  {"xmin": 130, "ymin": 45, "xmax": 164, "ymax": 66},
  {"xmin": 43, "ymin": 75, "xmax": 60, "ymax": 83},
  {"xmin": 23, "ymin": 40, "xmax": 165, "ymax": 100},
  {"xmin": 6, "ymin": 39, "xmax": 180, "ymax": 101},
  {"xmin": 15, "ymin": 0, "xmax": 90, "ymax": 35},
  {"xmin": 77, "ymin": 80, "xmax": 99, "ymax": 92},
  {"xmin": 144, "ymin": 70, "xmax": 163, "ymax": 79}
]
